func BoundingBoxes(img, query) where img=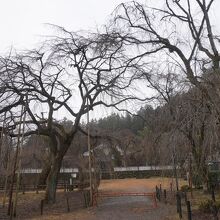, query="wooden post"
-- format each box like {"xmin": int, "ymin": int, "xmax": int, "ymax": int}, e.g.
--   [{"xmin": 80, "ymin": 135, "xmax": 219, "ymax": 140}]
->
[
  {"xmin": 9, "ymin": 201, "xmax": 13, "ymax": 220},
  {"xmin": 176, "ymin": 192, "xmax": 182, "ymax": 219},
  {"xmin": 184, "ymin": 191, "xmax": 188, "ymax": 205},
  {"xmin": 176, "ymin": 193, "xmax": 179, "ymax": 213},
  {"xmin": 156, "ymin": 185, "xmax": 160, "ymax": 201},
  {"xmin": 22, "ymin": 185, "xmax": 25, "ymax": 194},
  {"xmin": 159, "ymin": 184, "xmax": 162, "ymax": 195},
  {"xmin": 40, "ymin": 199, "xmax": 44, "ymax": 215},
  {"xmin": 66, "ymin": 196, "xmax": 70, "ymax": 212},
  {"xmin": 164, "ymin": 189, "xmax": 167, "ymax": 204},
  {"xmin": 211, "ymin": 187, "xmax": 219, "ymax": 220},
  {"xmin": 170, "ymin": 182, "xmax": 173, "ymax": 192},
  {"xmin": 186, "ymin": 201, "xmax": 192, "ymax": 220}
]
